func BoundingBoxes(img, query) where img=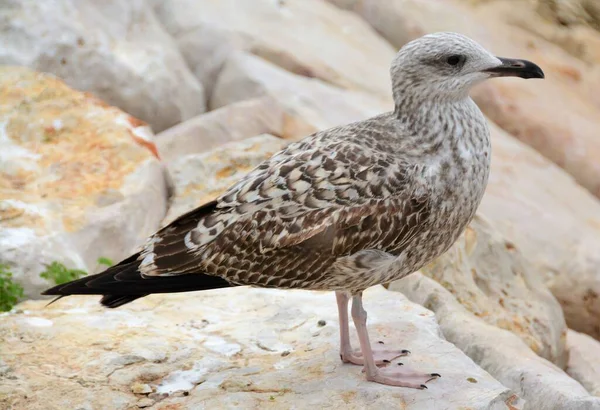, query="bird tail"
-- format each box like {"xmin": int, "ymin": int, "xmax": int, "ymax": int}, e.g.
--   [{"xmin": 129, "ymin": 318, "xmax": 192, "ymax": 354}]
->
[{"xmin": 41, "ymin": 252, "xmax": 233, "ymax": 308}]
